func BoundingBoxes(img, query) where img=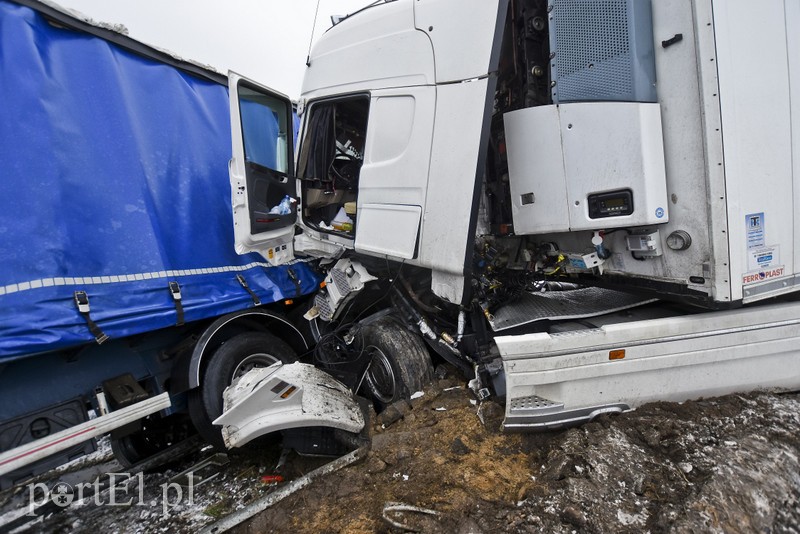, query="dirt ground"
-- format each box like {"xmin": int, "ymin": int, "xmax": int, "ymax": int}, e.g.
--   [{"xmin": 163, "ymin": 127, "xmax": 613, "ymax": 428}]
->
[
  {"xmin": 236, "ymin": 373, "xmax": 800, "ymax": 534},
  {"xmin": 3, "ymin": 373, "xmax": 799, "ymax": 533}
]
